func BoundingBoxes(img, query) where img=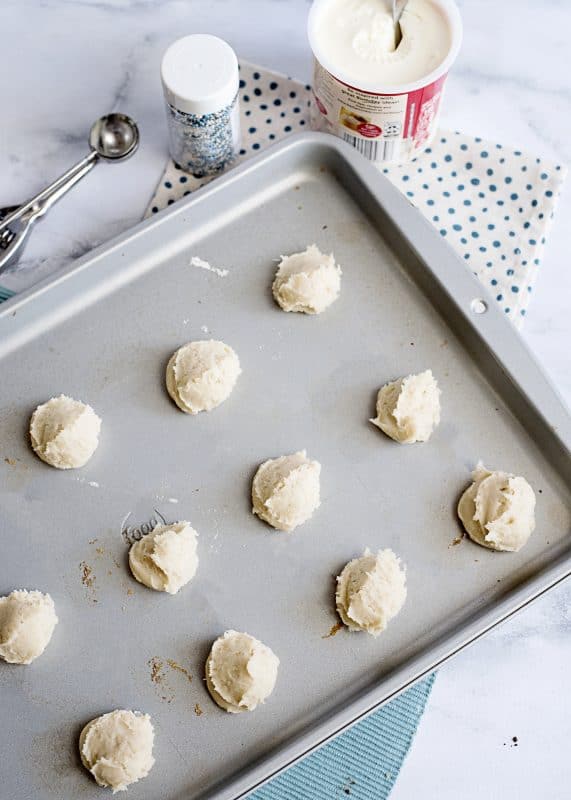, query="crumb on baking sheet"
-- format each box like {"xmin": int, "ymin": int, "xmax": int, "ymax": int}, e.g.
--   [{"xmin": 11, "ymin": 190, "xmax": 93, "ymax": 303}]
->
[
  {"xmin": 190, "ymin": 255, "xmax": 229, "ymax": 278},
  {"xmin": 167, "ymin": 659, "xmax": 192, "ymax": 683},
  {"xmin": 80, "ymin": 561, "xmax": 98, "ymax": 603},
  {"xmin": 149, "ymin": 657, "xmax": 164, "ymax": 684},
  {"xmin": 322, "ymin": 622, "xmax": 343, "ymax": 639},
  {"xmin": 194, "ymin": 703, "xmax": 203, "ymax": 716},
  {"xmin": 80, "ymin": 562, "xmax": 95, "ymax": 589}
]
